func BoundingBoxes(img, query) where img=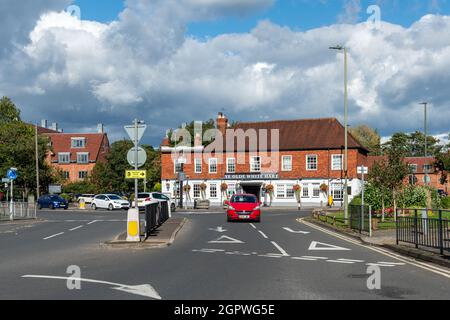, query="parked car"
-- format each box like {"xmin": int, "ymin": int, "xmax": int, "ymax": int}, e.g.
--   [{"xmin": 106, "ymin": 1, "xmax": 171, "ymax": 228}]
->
[
  {"xmin": 133, "ymin": 192, "xmax": 176, "ymax": 212},
  {"xmin": 91, "ymin": 194, "xmax": 130, "ymax": 211},
  {"xmin": 77, "ymin": 194, "xmax": 96, "ymax": 204},
  {"xmin": 225, "ymin": 194, "xmax": 262, "ymax": 223},
  {"xmin": 38, "ymin": 195, "xmax": 69, "ymax": 210}
]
